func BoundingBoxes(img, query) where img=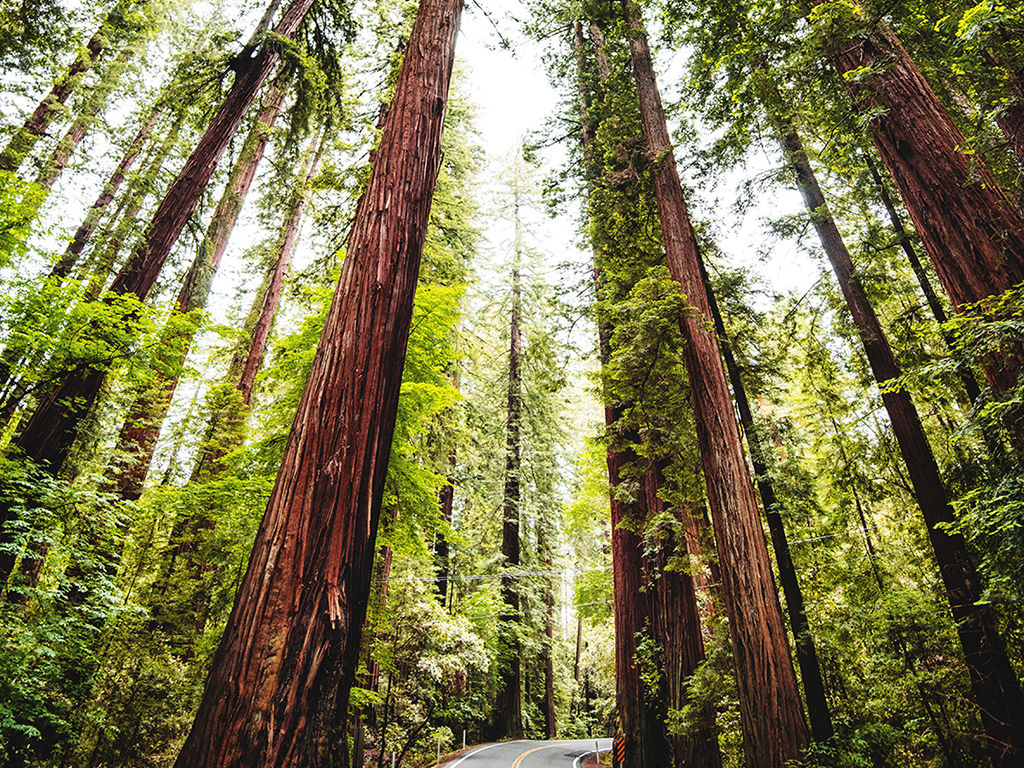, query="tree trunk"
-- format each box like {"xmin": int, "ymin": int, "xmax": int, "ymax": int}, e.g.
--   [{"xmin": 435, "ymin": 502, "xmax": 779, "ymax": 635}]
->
[
  {"xmin": 696, "ymin": 250, "xmax": 834, "ymax": 744},
  {"xmin": 496, "ymin": 247, "xmax": 524, "ymax": 740},
  {"xmin": 34, "ymin": 46, "xmax": 136, "ymax": 193},
  {"xmin": 862, "ymin": 153, "xmax": 984, "ymax": 406},
  {"xmin": 172, "ymin": 0, "xmax": 462, "ymax": 761},
  {"xmin": 109, "ymin": 78, "xmax": 288, "ymax": 501},
  {"xmin": 234, "ymin": 121, "xmax": 317, "ymax": 406},
  {"xmin": 541, "ymin": 529, "xmax": 557, "ymax": 740},
  {"xmin": 10, "ymin": 0, "xmax": 313, "ymax": 474},
  {"xmin": 577, "ymin": 21, "xmax": 701, "ymax": 766},
  {"xmin": 188, "ymin": 130, "xmax": 323, "ymax": 484},
  {"xmin": 642, "ymin": 467, "xmax": 721, "ymax": 767},
  {"xmin": 817, "ymin": 12, "xmax": 1024, "ymax": 311},
  {"xmin": 51, "ymin": 102, "xmax": 164, "ymax": 279},
  {"xmin": 0, "ymin": 2, "xmax": 121, "ymax": 172},
  {"xmin": 0, "ymin": 109, "xmax": 181, "ymax": 442},
  {"xmin": 621, "ymin": 3, "xmax": 810, "ymax": 764},
  {"xmin": 776, "ymin": 113, "xmax": 1024, "ymax": 764},
  {"xmin": 606, "ymin": 430, "xmax": 673, "ymax": 768}
]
